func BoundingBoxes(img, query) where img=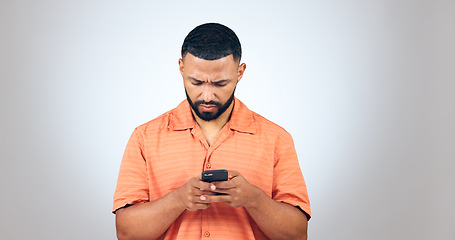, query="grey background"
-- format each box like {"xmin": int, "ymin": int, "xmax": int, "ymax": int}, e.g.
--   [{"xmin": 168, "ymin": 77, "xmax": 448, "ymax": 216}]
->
[{"xmin": 1, "ymin": 0, "xmax": 454, "ymax": 239}]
